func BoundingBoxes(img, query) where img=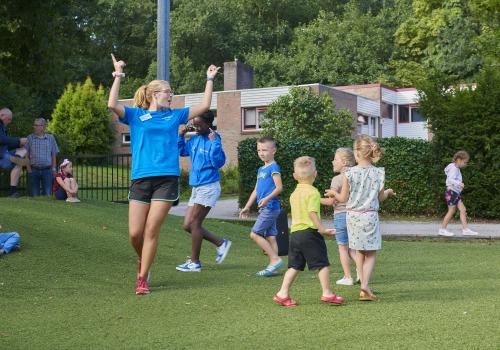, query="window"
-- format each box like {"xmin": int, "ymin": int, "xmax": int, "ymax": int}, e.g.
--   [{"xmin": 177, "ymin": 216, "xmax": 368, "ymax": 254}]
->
[
  {"xmin": 411, "ymin": 108, "xmax": 425, "ymax": 122},
  {"xmin": 369, "ymin": 117, "xmax": 378, "ymax": 137},
  {"xmin": 242, "ymin": 107, "xmax": 267, "ymax": 130},
  {"xmin": 398, "ymin": 105, "xmax": 409, "ymax": 123},
  {"xmin": 381, "ymin": 102, "xmax": 394, "ymax": 119},
  {"xmin": 122, "ymin": 133, "xmax": 130, "ymax": 145}
]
